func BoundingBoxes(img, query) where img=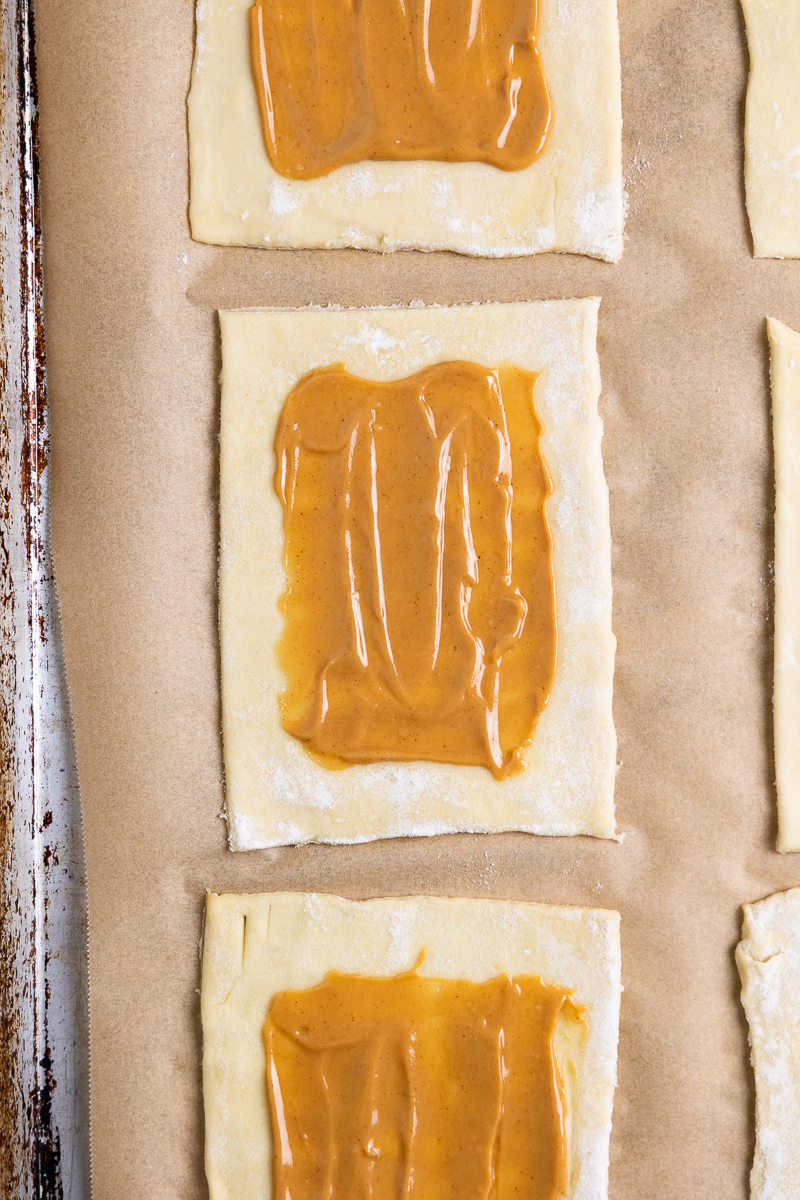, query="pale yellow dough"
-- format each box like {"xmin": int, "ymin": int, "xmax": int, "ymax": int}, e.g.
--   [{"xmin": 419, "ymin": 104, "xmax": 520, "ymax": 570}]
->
[
  {"xmin": 188, "ymin": 0, "xmax": 623, "ymax": 259},
  {"xmin": 741, "ymin": 0, "xmax": 800, "ymax": 258},
  {"xmin": 770, "ymin": 318, "xmax": 800, "ymax": 853},
  {"xmin": 219, "ymin": 300, "xmax": 616, "ymax": 850},
  {"xmin": 737, "ymin": 887, "xmax": 800, "ymax": 1199},
  {"xmin": 202, "ymin": 892, "xmax": 622, "ymax": 1200}
]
